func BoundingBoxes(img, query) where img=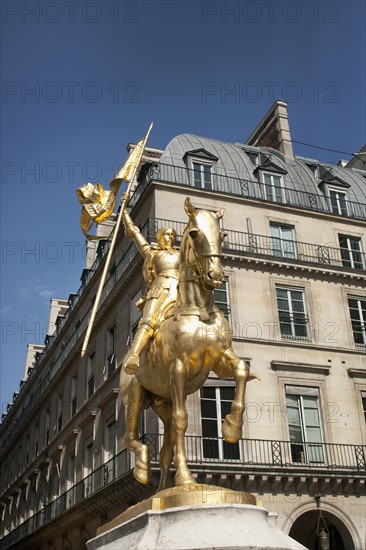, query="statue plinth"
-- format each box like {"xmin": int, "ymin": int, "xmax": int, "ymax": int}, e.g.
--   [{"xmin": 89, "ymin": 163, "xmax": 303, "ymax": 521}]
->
[{"xmin": 87, "ymin": 485, "xmax": 306, "ymax": 550}]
